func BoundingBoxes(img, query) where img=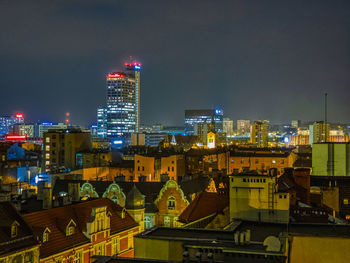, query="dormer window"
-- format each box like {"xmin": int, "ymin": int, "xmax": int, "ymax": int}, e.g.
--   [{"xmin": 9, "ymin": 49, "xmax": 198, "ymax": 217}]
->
[
  {"xmin": 11, "ymin": 221, "xmax": 19, "ymax": 238},
  {"xmin": 43, "ymin": 228, "xmax": 51, "ymax": 243},
  {"xmin": 66, "ymin": 220, "xmax": 76, "ymax": 236}
]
